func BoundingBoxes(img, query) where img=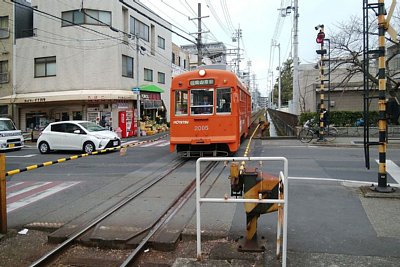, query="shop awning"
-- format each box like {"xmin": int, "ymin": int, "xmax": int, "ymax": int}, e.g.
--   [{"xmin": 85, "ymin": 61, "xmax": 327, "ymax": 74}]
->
[
  {"xmin": 0, "ymin": 89, "xmax": 137, "ymax": 104},
  {"xmin": 139, "ymin": 84, "xmax": 165, "ymax": 93}
]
